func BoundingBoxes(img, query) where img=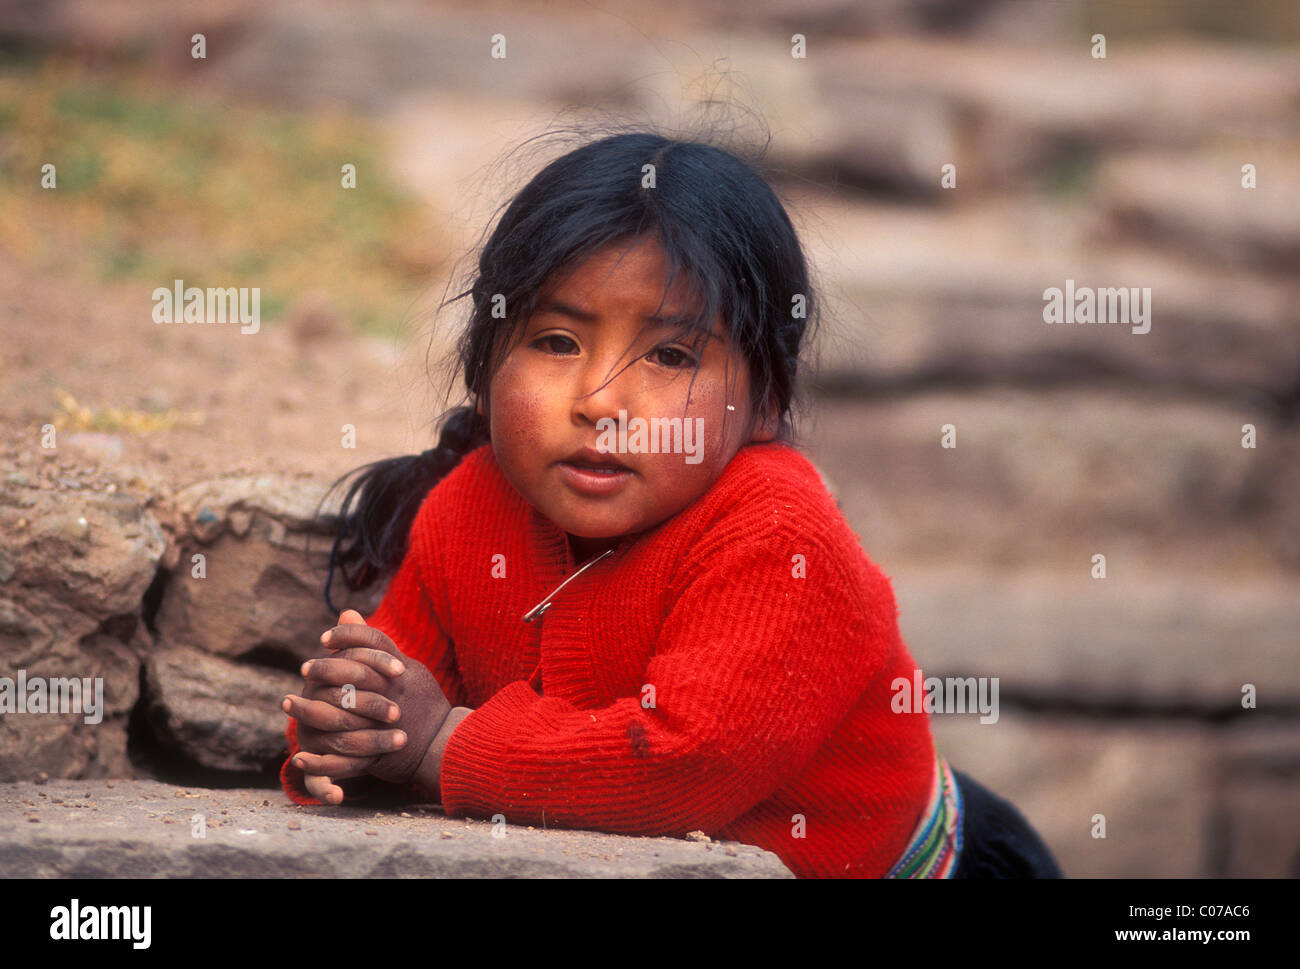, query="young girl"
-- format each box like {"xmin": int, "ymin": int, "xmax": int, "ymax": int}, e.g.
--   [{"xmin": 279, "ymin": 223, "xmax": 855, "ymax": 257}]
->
[{"xmin": 278, "ymin": 131, "xmax": 1062, "ymax": 879}]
